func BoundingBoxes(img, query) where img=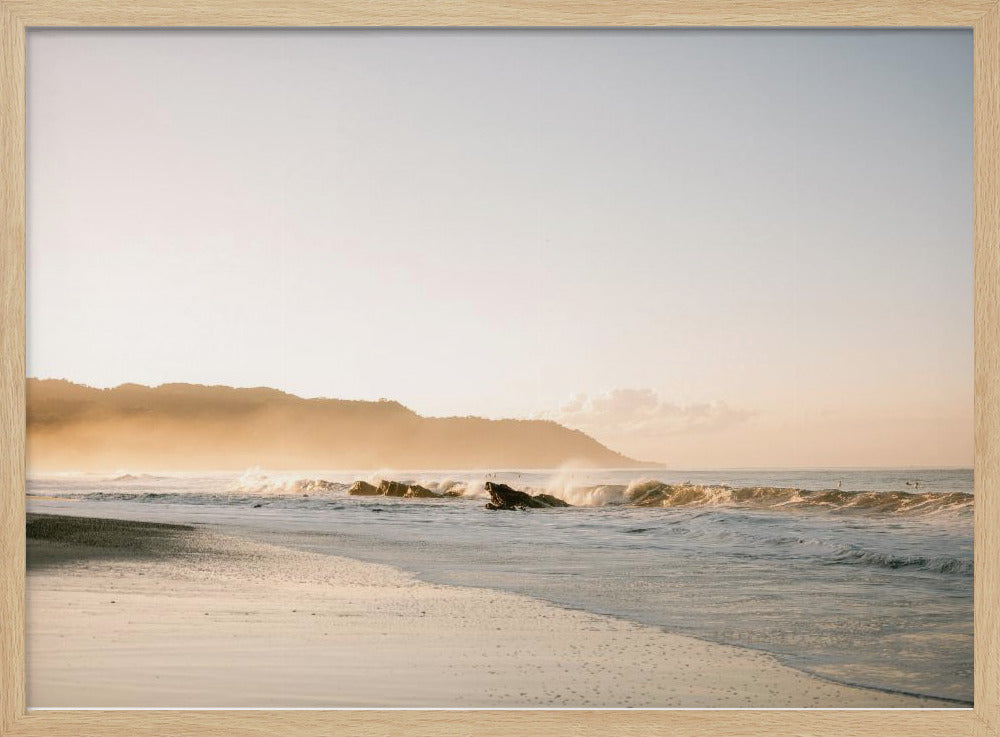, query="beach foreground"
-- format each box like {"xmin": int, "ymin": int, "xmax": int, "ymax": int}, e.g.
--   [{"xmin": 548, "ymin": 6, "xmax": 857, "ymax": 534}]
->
[{"xmin": 27, "ymin": 514, "xmax": 950, "ymax": 708}]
